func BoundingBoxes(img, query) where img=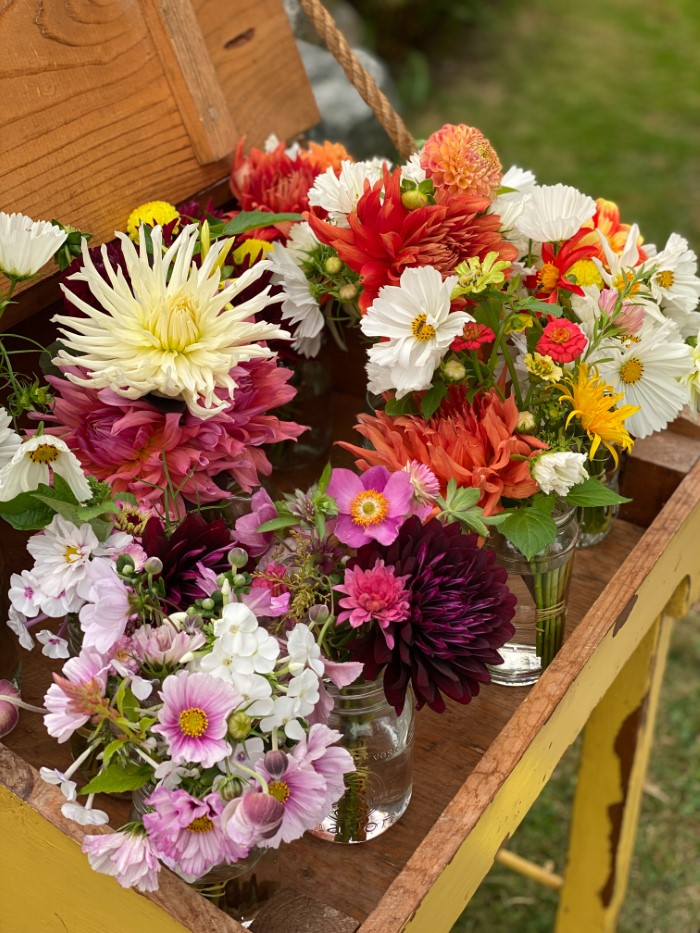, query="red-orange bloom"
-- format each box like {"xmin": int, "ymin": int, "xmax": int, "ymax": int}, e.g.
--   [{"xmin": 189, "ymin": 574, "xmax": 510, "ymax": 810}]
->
[
  {"xmin": 308, "ymin": 168, "xmax": 518, "ymax": 312},
  {"xmin": 577, "ymin": 198, "xmax": 648, "ymax": 263},
  {"xmin": 339, "ymin": 388, "xmax": 548, "ymax": 515},
  {"xmin": 529, "ymin": 230, "xmax": 598, "ymax": 303}
]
